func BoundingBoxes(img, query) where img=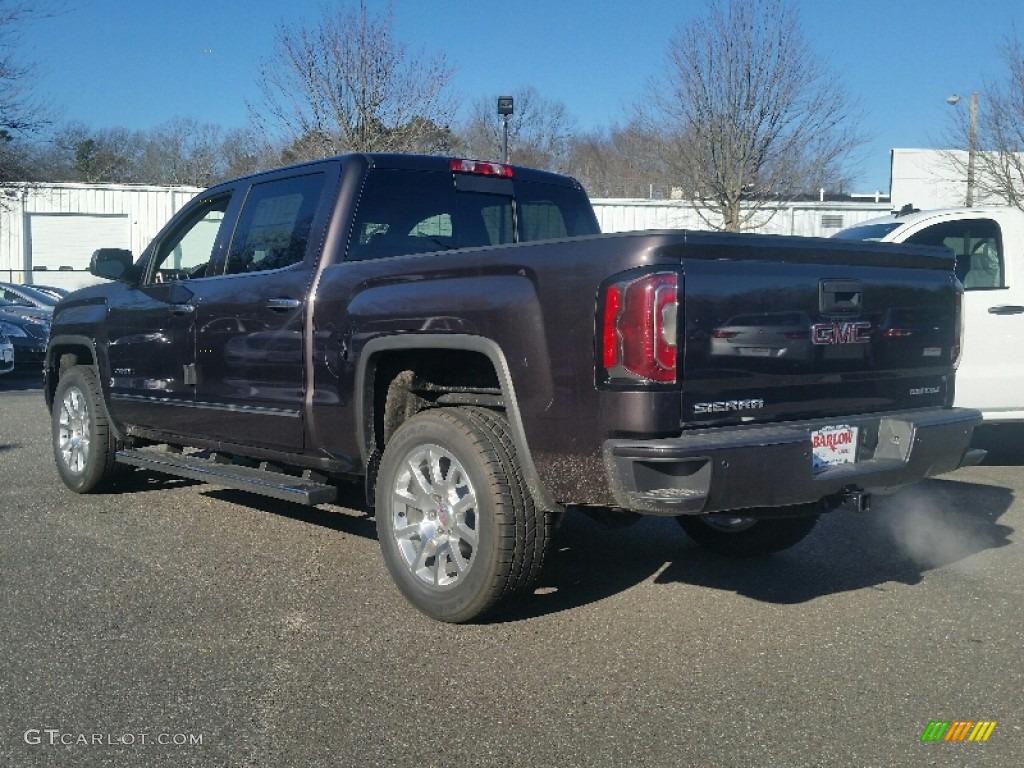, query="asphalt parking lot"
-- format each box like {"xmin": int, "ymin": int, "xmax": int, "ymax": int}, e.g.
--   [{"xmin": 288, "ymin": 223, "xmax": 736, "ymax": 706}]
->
[{"xmin": 2, "ymin": 369, "xmax": 1022, "ymax": 767}]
